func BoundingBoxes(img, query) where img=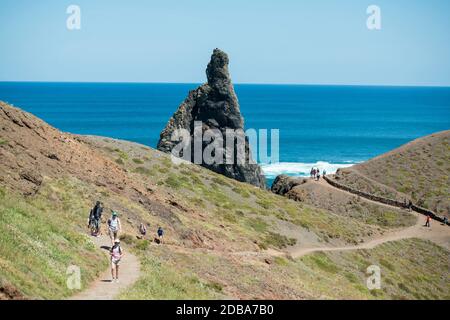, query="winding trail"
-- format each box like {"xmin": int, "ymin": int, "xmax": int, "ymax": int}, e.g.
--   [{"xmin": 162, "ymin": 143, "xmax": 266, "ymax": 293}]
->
[
  {"xmin": 70, "ymin": 235, "xmax": 140, "ymax": 300},
  {"xmin": 231, "ymin": 177, "xmax": 450, "ymax": 260},
  {"xmin": 285, "ymin": 177, "xmax": 450, "ymax": 258},
  {"xmin": 71, "ymin": 176, "xmax": 449, "ymax": 299}
]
